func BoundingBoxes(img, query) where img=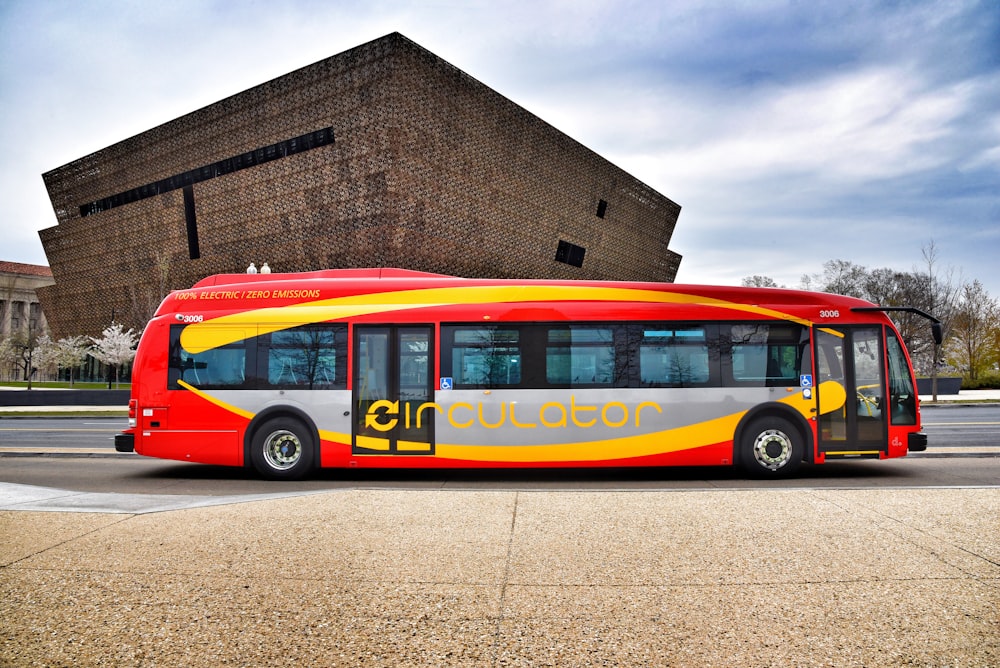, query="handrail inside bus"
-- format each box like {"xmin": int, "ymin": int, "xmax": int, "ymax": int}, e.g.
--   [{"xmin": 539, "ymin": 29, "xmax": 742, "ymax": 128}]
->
[{"xmin": 851, "ymin": 306, "xmax": 943, "ymax": 345}]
